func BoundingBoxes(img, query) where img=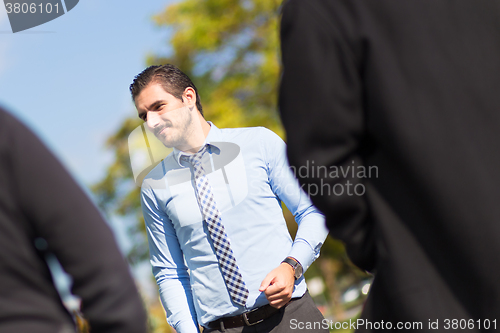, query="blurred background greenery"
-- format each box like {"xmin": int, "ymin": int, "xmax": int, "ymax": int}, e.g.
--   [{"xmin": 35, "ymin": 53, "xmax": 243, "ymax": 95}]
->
[{"xmin": 91, "ymin": 0, "xmax": 371, "ymax": 332}]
